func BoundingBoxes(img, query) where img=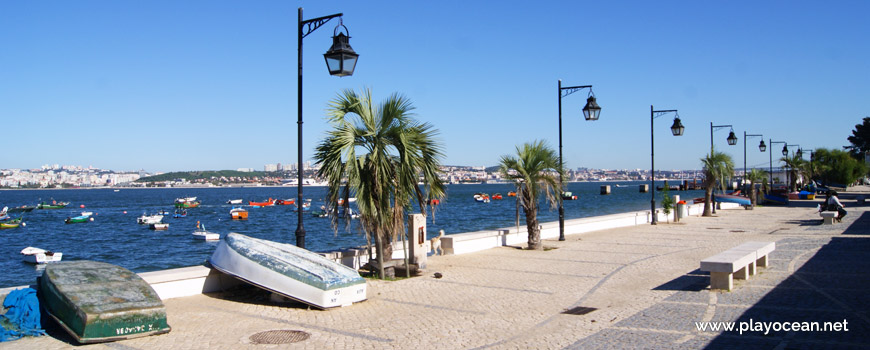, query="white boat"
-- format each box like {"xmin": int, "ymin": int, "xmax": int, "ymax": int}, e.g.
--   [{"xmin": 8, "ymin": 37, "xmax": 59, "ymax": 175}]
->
[
  {"xmin": 192, "ymin": 223, "xmax": 220, "ymax": 241},
  {"xmin": 209, "ymin": 232, "xmax": 367, "ymax": 309},
  {"xmin": 21, "ymin": 247, "xmax": 63, "ymax": 264},
  {"xmin": 137, "ymin": 214, "xmax": 164, "ymax": 225},
  {"xmin": 150, "ymin": 223, "xmax": 169, "ymax": 230},
  {"xmin": 226, "ymin": 199, "xmax": 243, "ymax": 205}
]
